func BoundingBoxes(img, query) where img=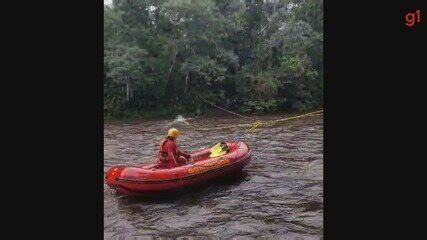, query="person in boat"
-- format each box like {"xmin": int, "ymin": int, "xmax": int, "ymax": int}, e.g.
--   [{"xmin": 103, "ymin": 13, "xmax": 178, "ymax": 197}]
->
[{"xmin": 156, "ymin": 128, "xmax": 192, "ymax": 168}]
